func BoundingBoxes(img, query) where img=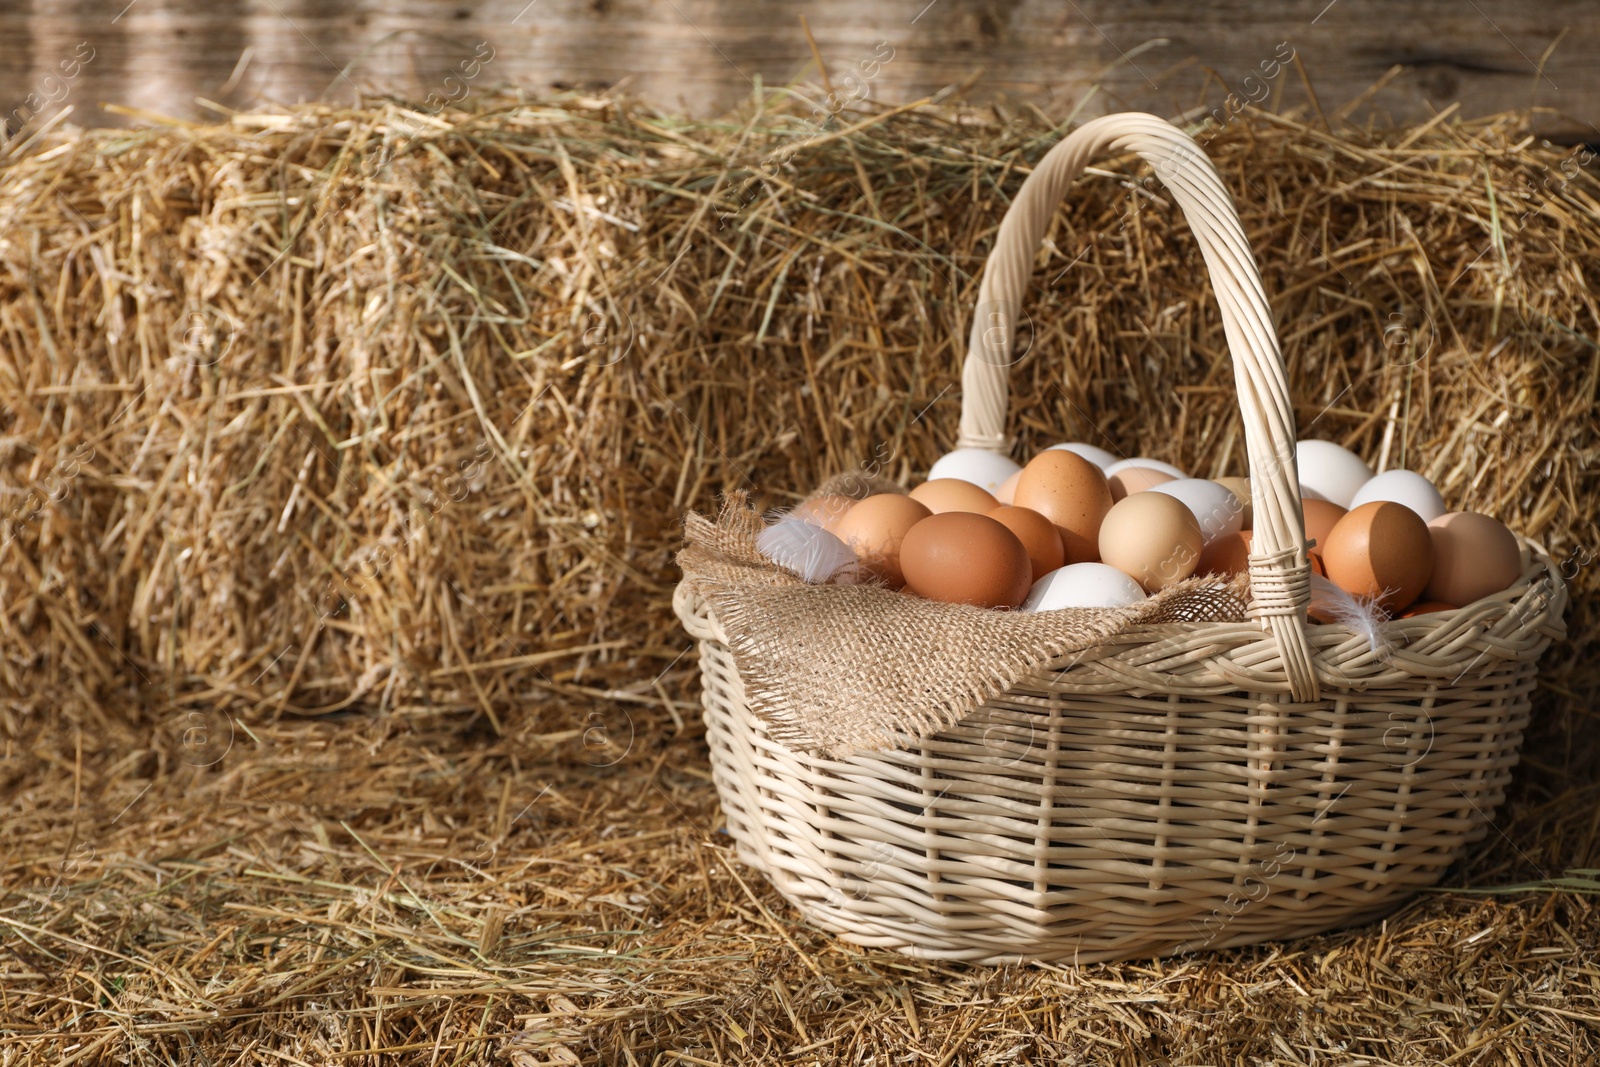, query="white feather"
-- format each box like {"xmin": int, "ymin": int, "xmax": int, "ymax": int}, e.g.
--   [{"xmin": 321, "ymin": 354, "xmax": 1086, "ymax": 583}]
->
[
  {"xmin": 1308, "ymin": 573, "xmax": 1393, "ymax": 658},
  {"xmin": 756, "ymin": 519, "xmax": 859, "ymax": 584}
]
